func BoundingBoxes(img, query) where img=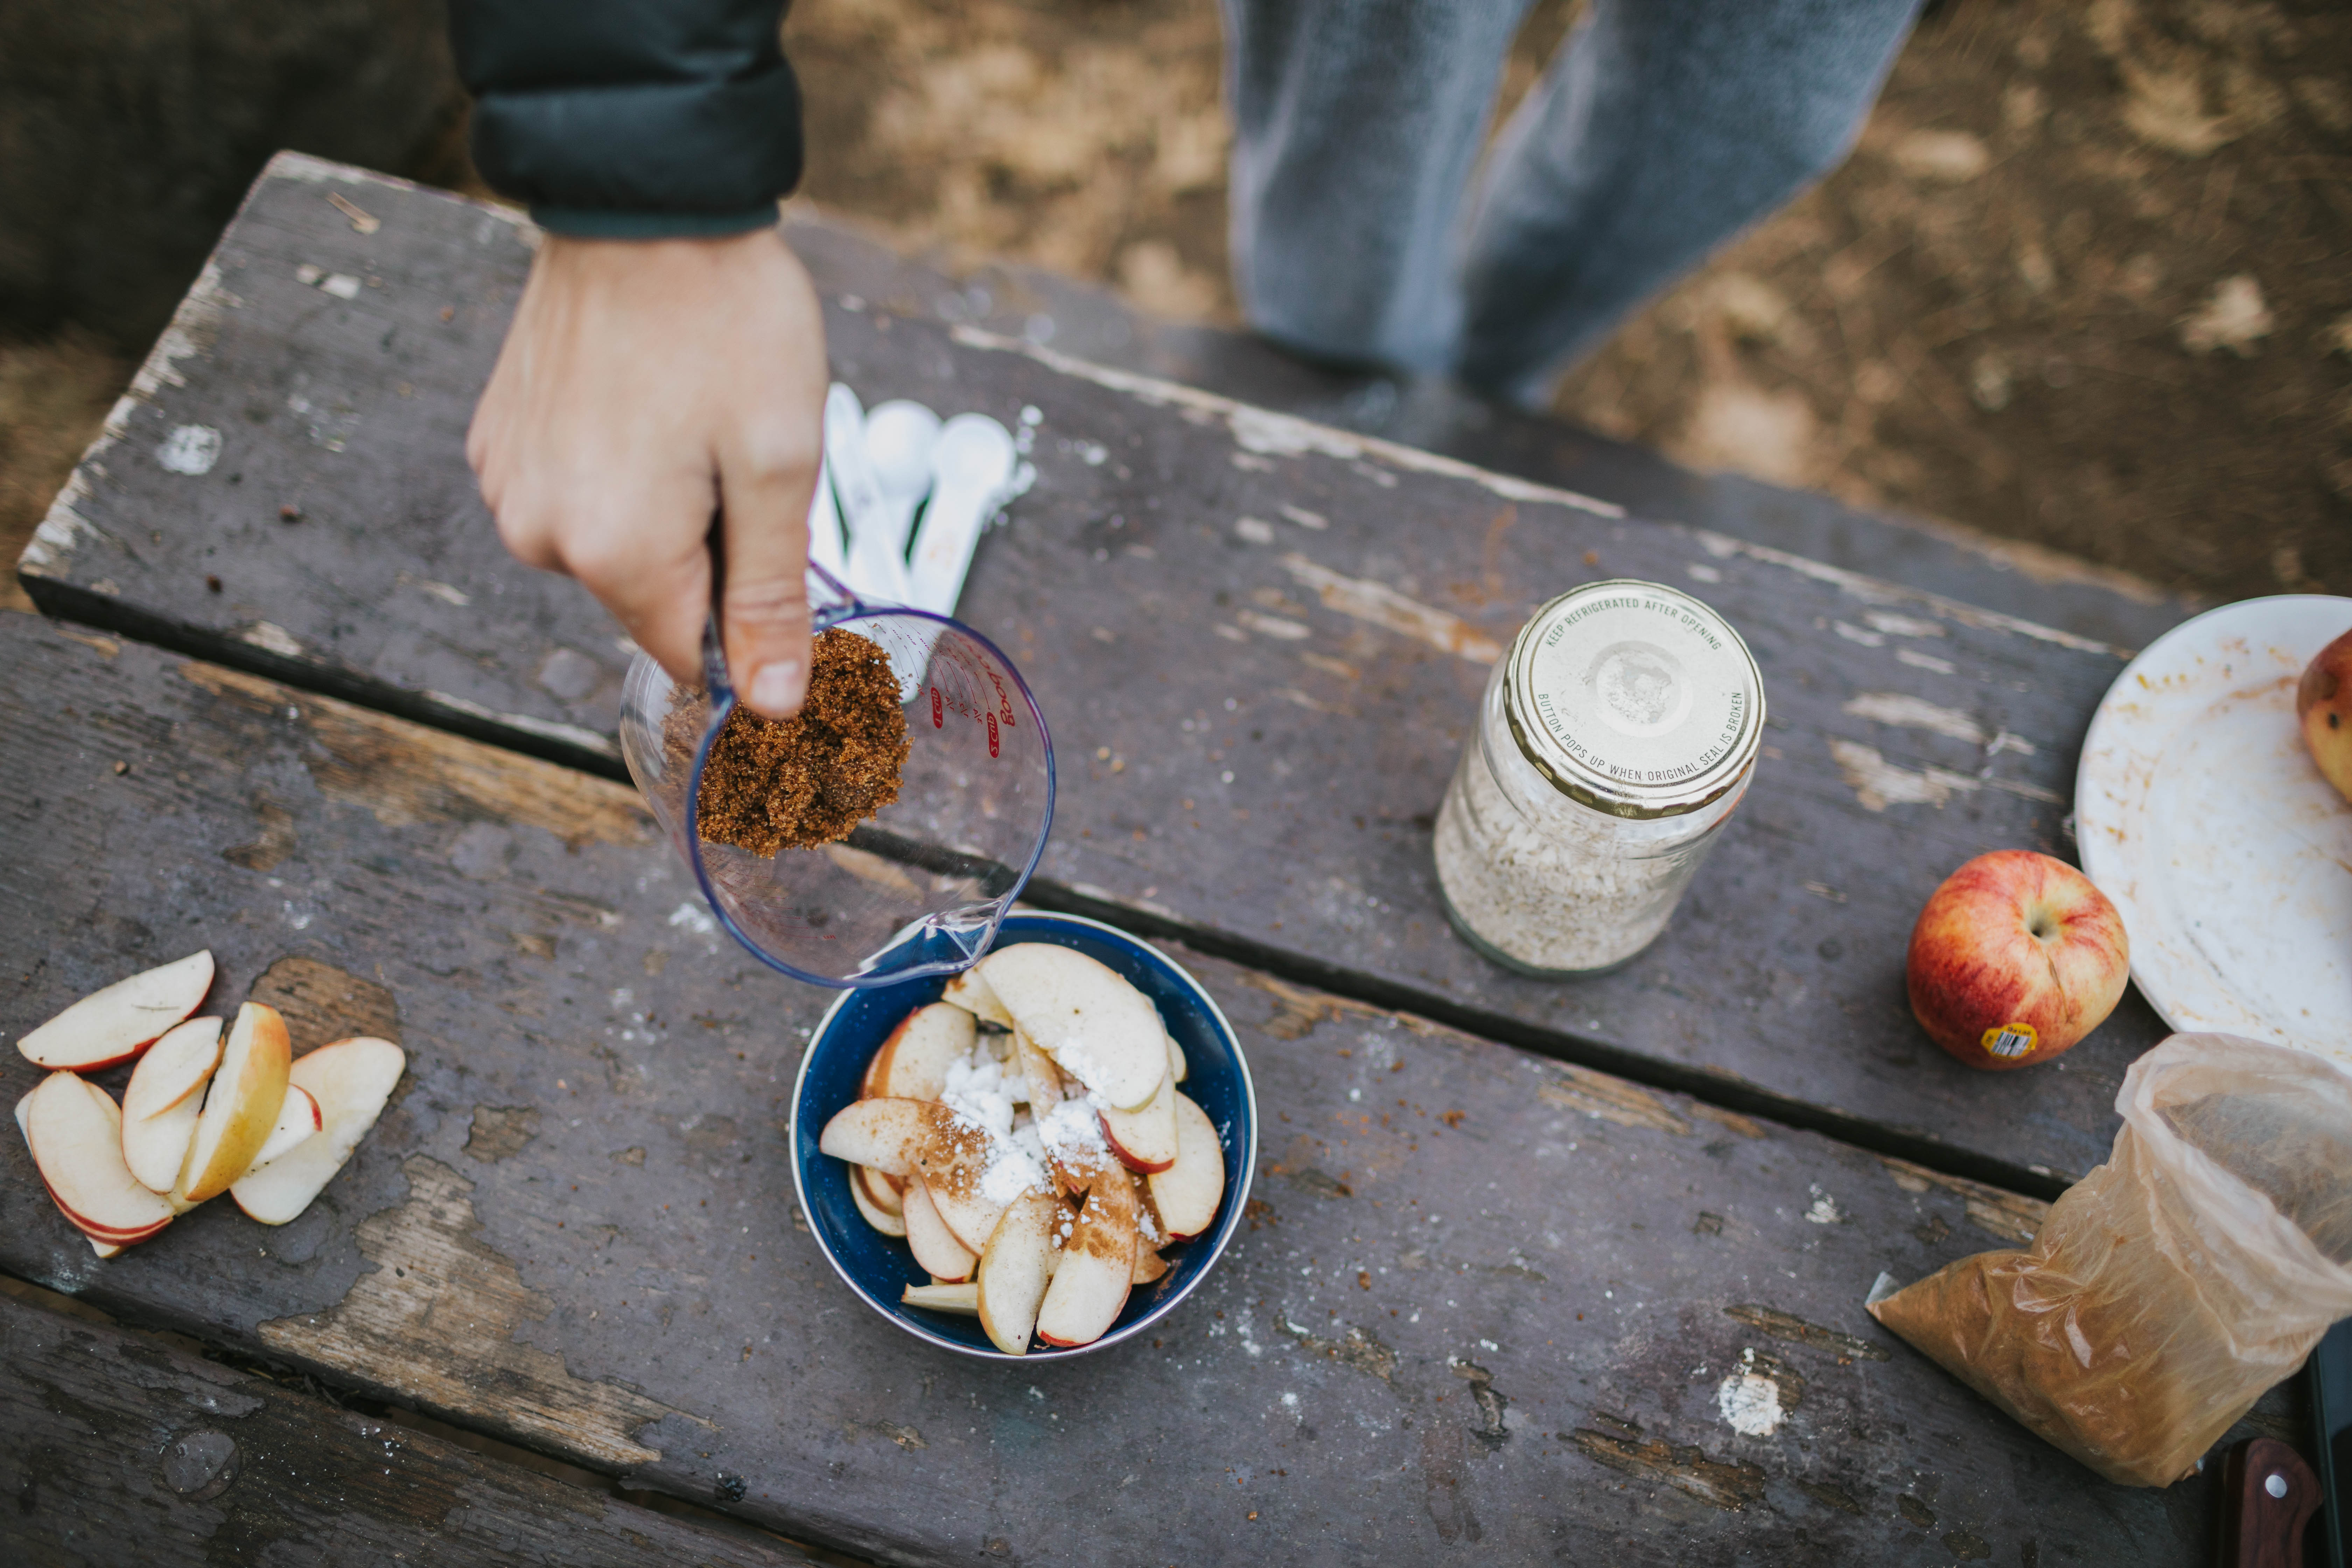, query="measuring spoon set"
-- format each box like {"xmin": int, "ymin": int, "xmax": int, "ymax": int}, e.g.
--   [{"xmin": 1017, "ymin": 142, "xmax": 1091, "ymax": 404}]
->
[{"xmin": 806, "ymin": 386, "xmax": 1032, "ymax": 617}]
